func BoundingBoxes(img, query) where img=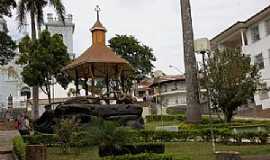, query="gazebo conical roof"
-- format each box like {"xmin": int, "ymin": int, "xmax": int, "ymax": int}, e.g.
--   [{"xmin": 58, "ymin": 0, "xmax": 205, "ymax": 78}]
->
[
  {"xmin": 63, "ymin": 44, "xmax": 132, "ymax": 79},
  {"xmin": 63, "ymin": 9, "xmax": 132, "ymax": 80}
]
